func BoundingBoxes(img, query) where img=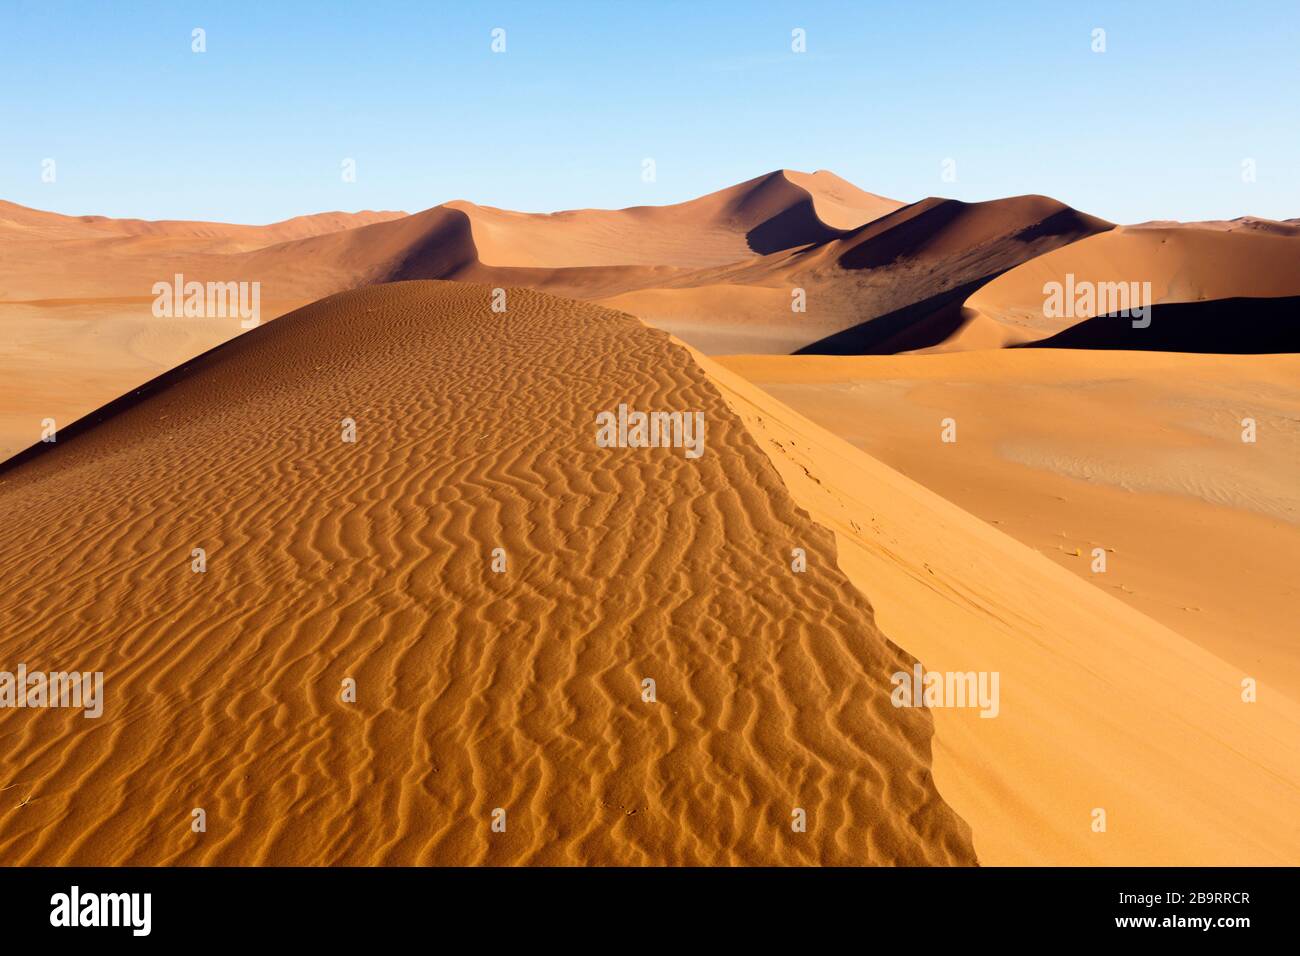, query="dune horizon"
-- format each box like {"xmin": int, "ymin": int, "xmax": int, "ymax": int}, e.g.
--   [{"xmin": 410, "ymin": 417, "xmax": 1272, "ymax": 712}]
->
[{"xmin": 6, "ymin": 166, "xmax": 1295, "ymax": 455}]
